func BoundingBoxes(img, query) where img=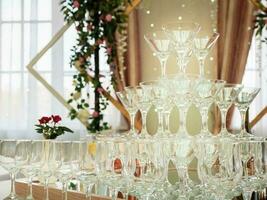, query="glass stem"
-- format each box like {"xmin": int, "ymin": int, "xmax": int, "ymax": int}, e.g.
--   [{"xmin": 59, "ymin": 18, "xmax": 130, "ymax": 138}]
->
[
  {"xmin": 62, "ymin": 181, "xmax": 68, "ymax": 200},
  {"xmin": 85, "ymin": 184, "xmax": 94, "ymax": 200},
  {"xmin": 10, "ymin": 173, "xmax": 16, "ymax": 197},
  {"xmin": 240, "ymin": 108, "xmax": 248, "ymax": 134},
  {"xmin": 159, "ymin": 57, "xmax": 168, "ymax": 77},
  {"xmin": 198, "ymin": 58, "xmax": 205, "ymax": 78},
  {"xmin": 130, "ymin": 112, "xmax": 136, "ymax": 133},
  {"xmin": 200, "ymin": 107, "xmax": 209, "ymax": 134},
  {"xmin": 27, "ymin": 176, "xmax": 33, "ymax": 198},
  {"xmin": 164, "ymin": 111, "xmax": 171, "ymax": 133},
  {"xmin": 243, "ymin": 191, "xmax": 253, "ymax": 200},
  {"xmin": 179, "ymin": 106, "xmax": 187, "ymax": 135},
  {"xmin": 44, "ymin": 178, "xmax": 49, "ymax": 200},
  {"xmin": 158, "ymin": 110, "xmax": 164, "ymax": 134},
  {"xmin": 141, "ymin": 110, "xmax": 147, "ymax": 135},
  {"xmin": 220, "ymin": 108, "xmax": 228, "ymax": 133},
  {"xmin": 112, "ymin": 188, "xmax": 118, "ymax": 200}
]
